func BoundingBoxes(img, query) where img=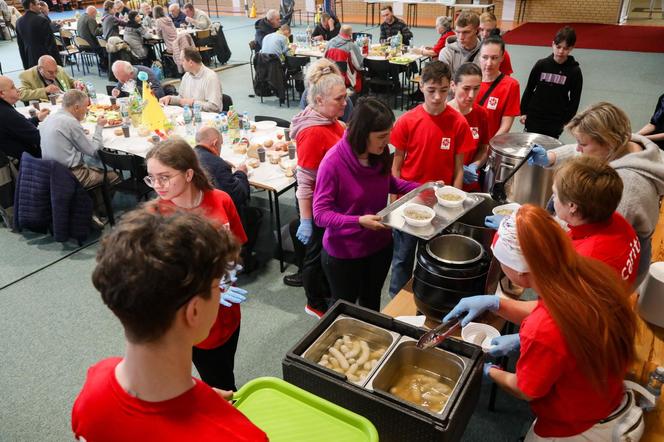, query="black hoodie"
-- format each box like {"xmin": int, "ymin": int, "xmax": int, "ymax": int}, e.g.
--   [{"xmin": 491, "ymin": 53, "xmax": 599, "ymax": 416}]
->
[
  {"xmin": 520, "ymin": 54, "xmax": 583, "ymax": 125},
  {"xmin": 254, "ymin": 18, "xmax": 276, "ymax": 50}
]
